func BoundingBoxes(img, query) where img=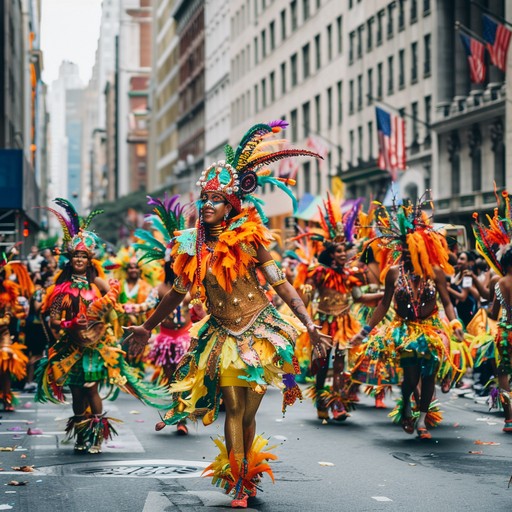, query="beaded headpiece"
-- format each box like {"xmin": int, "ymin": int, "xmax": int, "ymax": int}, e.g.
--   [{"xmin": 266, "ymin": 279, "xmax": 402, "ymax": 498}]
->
[
  {"xmin": 41, "ymin": 198, "xmax": 103, "ymax": 258},
  {"xmin": 472, "ymin": 189, "xmax": 512, "ymax": 276},
  {"xmin": 133, "ymin": 194, "xmax": 186, "ymax": 264},
  {"xmin": 369, "ymin": 192, "xmax": 453, "ymax": 278},
  {"xmin": 197, "ymin": 120, "xmax": 321, "ymax": 222}
]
